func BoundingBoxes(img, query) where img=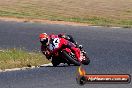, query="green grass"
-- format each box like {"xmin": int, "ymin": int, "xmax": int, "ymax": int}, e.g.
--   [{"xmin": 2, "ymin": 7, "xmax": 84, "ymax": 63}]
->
[
  {"xmin": 0, "ymin": 0, "xmax": 132, "ymax": 27},
  {"xmin": 0, "ymin": 49, "xmax": 50, "ymax": 70}
]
